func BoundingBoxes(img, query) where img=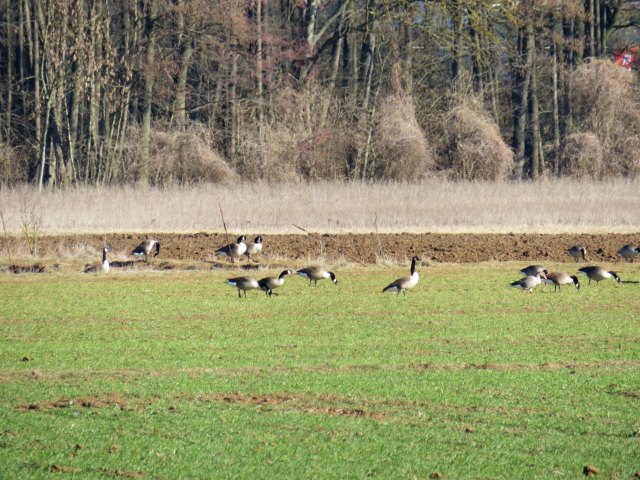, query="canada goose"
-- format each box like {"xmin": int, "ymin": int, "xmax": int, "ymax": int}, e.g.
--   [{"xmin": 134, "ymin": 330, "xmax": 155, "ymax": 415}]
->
[
  {"xmin": 519, "ymin": 265, "xmax": 547, "ymax": 277},
  {"xmin": 131, "ymin": 239, "xmax": 160, "ymax": 262},
  {"xmin": 510, "ymin": 272, "xmax": 546, "ymax": 294},
  {"xmin": 296, "ymin": 267, "xmax": 338, "ymax": 287},
  {"xmin": 83, "ymin": 247, "xmax": 110, "ymax": 273},
  {"xmin": 215, "ymin": 235, "xmax": 247, "ymax": 263},
  {"xmin": 225, "ymin": 276, "xmax": 260, "ymax": 298},
  {"xmin": 617, "ymin": 244, "xmax": 640, "ymax": 262},
  {"xmin": 544, "ymin": 272, "xmax": 580, "ymax": 292},
  {"xmin": 258, "ymin": 269, "xmax": 292, "ymax": 297},
  {"xmin": 578, "ymin": 266, "xmax": 621, "ymax": 285},
  {"xmin": 568, "ymin": 246, "xmax": 588, "ymax": 262},
  {"xmin": 244, "ymin": 236, "xmax": 263, "ymax": 262},
  {"xmin": 383, "ymin": 256, "xmax": 421, "ymax": 296}
]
